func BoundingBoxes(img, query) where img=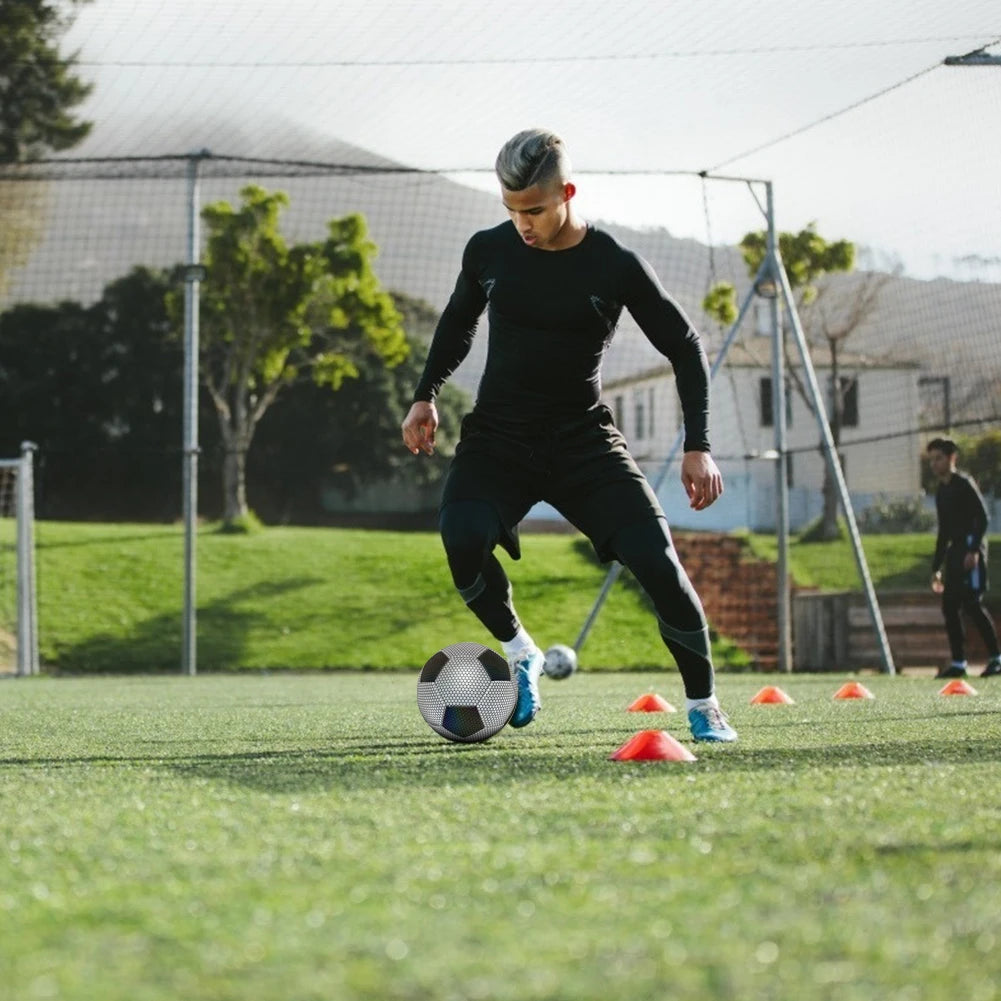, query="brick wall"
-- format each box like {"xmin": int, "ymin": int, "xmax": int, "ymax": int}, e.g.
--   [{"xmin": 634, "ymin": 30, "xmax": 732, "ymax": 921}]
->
[{"xmin": 673, "ymin": 533, "xmax": 780, "ymax": 670}]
